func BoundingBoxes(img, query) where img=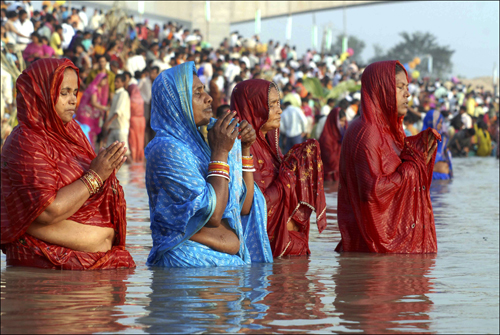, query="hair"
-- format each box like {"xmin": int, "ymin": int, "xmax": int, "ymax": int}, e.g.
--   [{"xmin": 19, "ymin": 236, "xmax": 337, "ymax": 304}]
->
[
  {"xmin": 339, "ymin": 99, "xmax": 350, "ymax": 110},
  {"xmin": 7, "ymin": 11, "xmax": 18, "ymax": 19},
  {"xmin": 150, "ymin": 66, "xmax": 160, "ymax": 74},
  {"xmin": 40, "ymin": 36, "xmax": 49, "ymax": 43},
  {"xmin": 339, "ymin": 110, "xmax": 346, "ymax": 119},
  {"xmin": 134, "ymin": 70, "xmax": 143, "ymax": 80},
  {"xmin": 96, "ymin": 54, "xmax": 108, "ymax": 62},
  {"xmin": 283, "ymin": 101, "xmax": 292, "ymax": 108},
  {"xmin": 123, "ymin": 71, "xmax": 132, "ymax": 80},
  {"xmin": 466, "ymin": 128, "xmax": 476, "ymax": 136},
  {"xmin": 31, "ymin": 32, "xmax": 40, "ymax": 40},
  {"xmin": 18, "ymin": 9, "xmax": 27, "ymax": 16},
  {"xmin": 301, "ymin": 97, "xmax": 309, "ymax": 104},
  {"xmin": 327, "ymin": 98, "xmax": 335, "ymax": 105},
  {"xmin": 216, "ymin": 104, "xmax": 230, "ymax": 118},
  {"xmin": 115, "ymin": 74, "xmax": 126, "ymax": 82},
  {"xmin": 459, "ymin": 105, "xmax": 467, "ymax": 112},
  {"xmin": 395, "ymin": 62, "xmax": 405, "ymax": 75},
  {"xmin": 110, "ymin": 60, "xmax": 120, "ymax": 68}
]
